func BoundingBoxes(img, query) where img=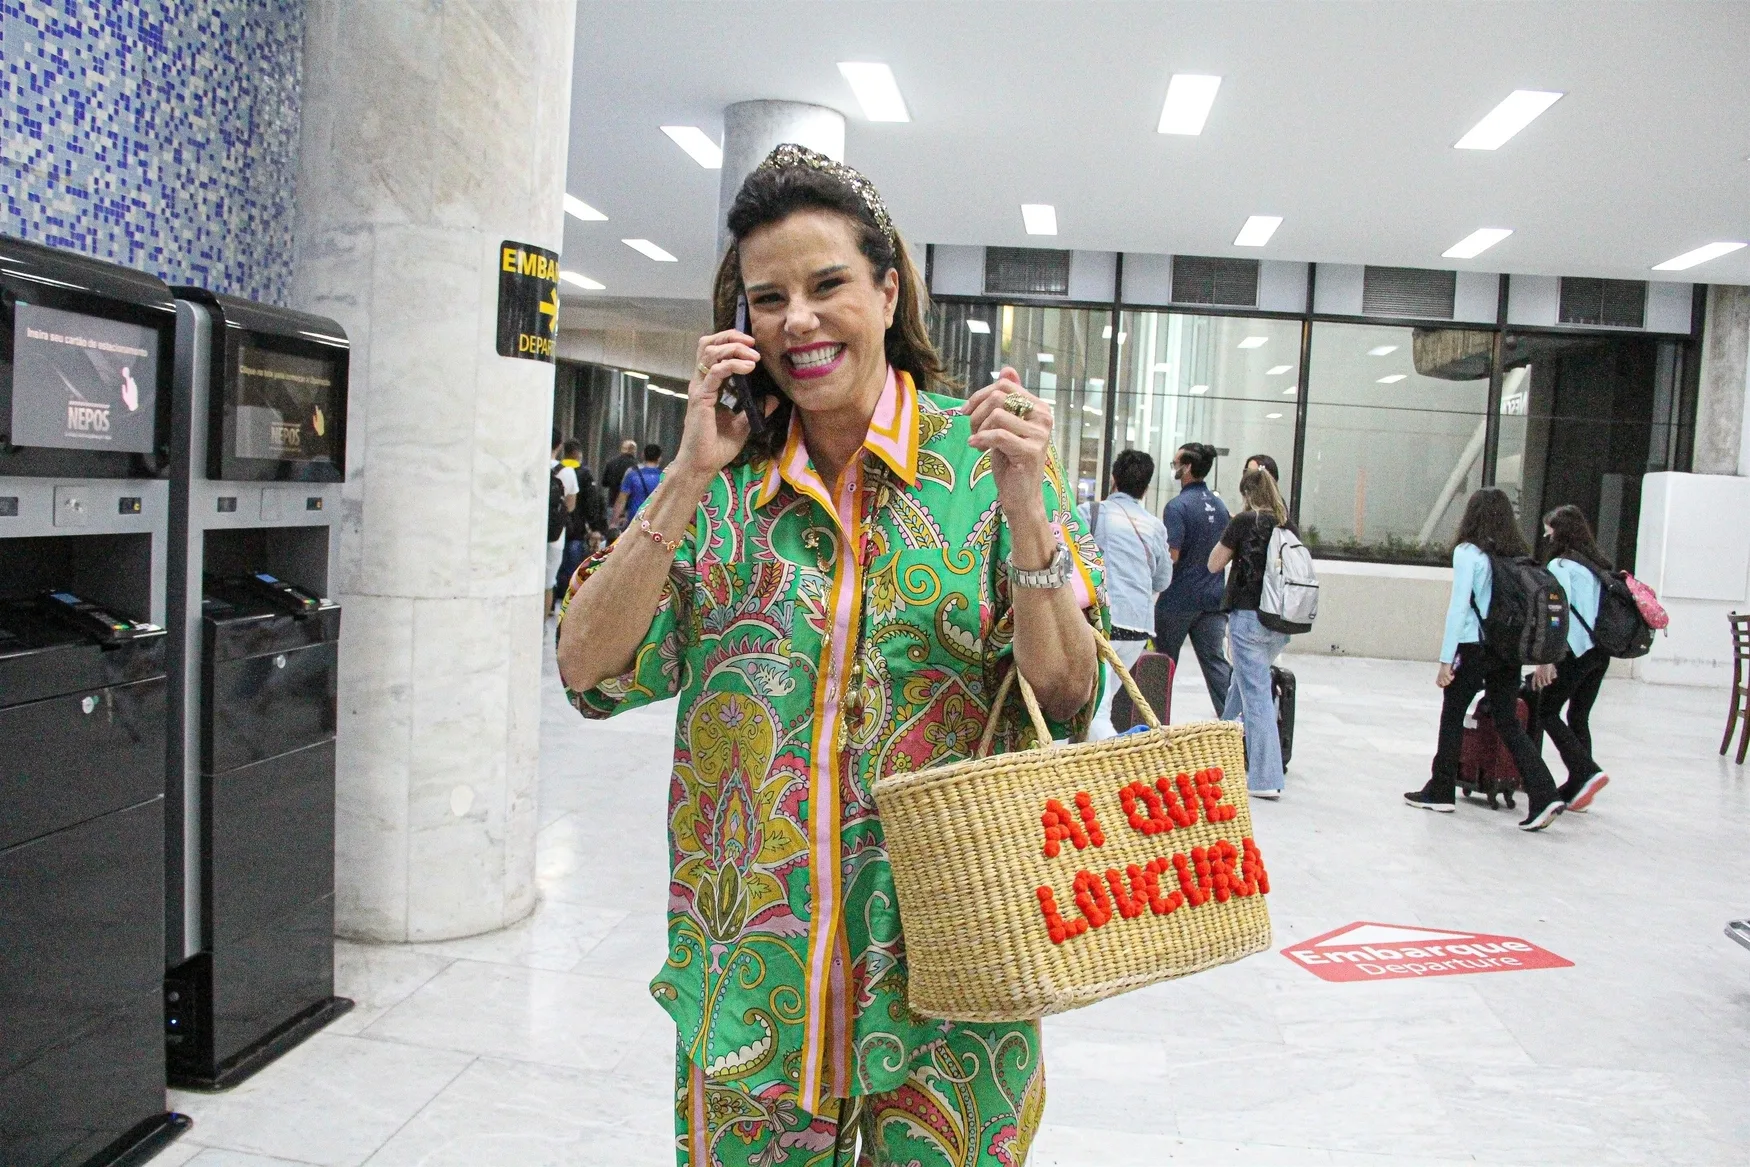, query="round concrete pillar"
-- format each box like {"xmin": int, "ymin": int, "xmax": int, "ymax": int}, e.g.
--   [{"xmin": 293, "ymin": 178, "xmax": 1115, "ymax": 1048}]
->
[
  {"xmin": 290, "ymin": 0, "xmax": 577, "ymax": 941},
  {"xmin": 717, "ymin": 101, "xmax": 846, "ymax": 251}
]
